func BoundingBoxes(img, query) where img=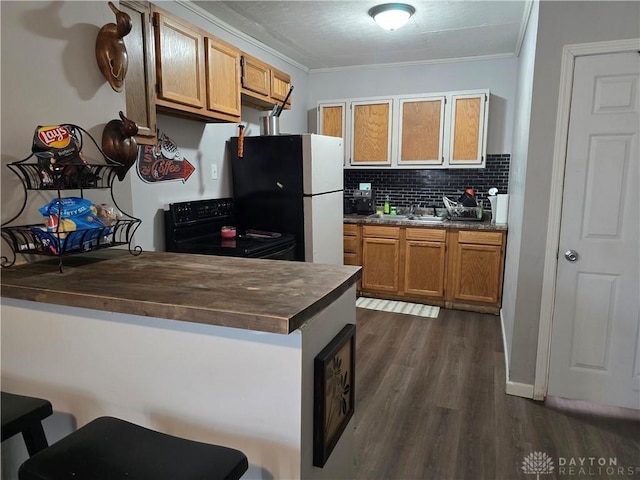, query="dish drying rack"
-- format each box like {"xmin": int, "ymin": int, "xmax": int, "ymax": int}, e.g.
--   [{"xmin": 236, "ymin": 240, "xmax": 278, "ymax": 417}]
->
[{"xmin": 443, "ymin": 196, "xmax": 484, "ymax": 221}]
